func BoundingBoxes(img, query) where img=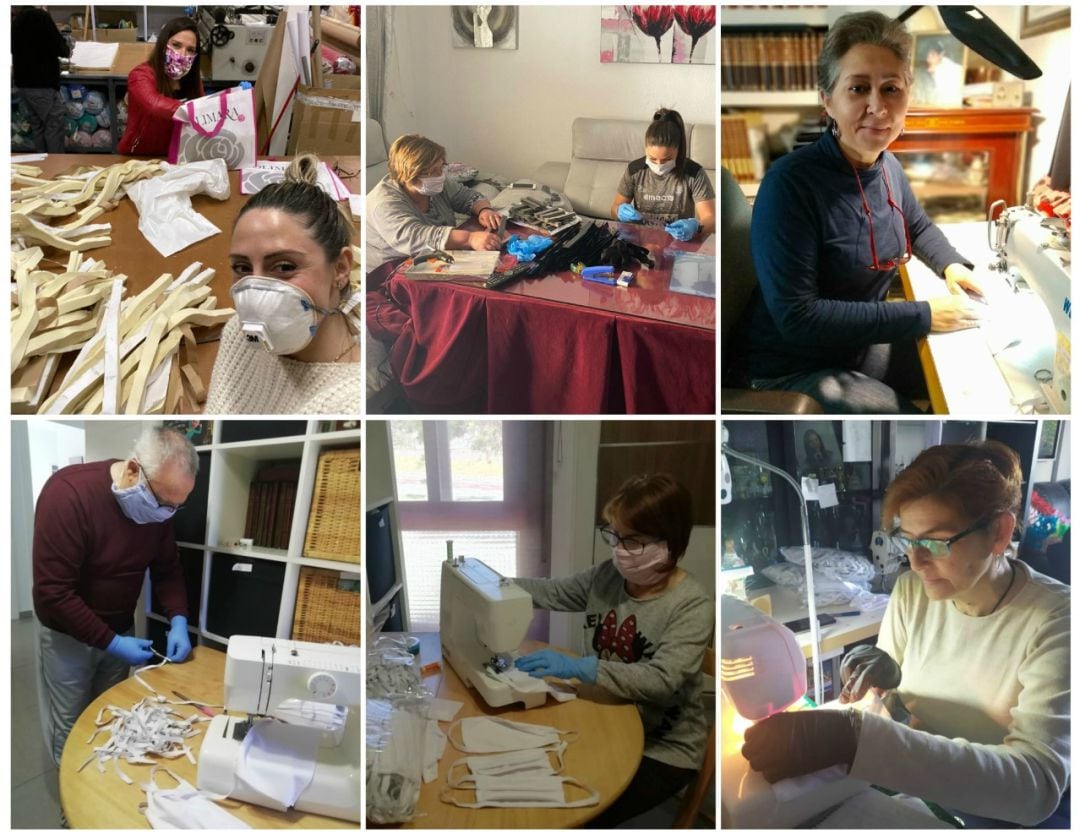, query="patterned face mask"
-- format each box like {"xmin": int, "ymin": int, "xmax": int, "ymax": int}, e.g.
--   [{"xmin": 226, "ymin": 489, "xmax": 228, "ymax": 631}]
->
[{"xmin": 164, "ymin": 46, "xmax": 197, "ymax": 80}]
